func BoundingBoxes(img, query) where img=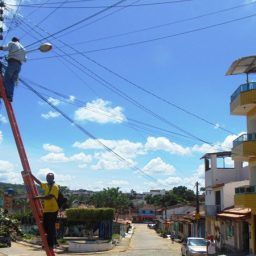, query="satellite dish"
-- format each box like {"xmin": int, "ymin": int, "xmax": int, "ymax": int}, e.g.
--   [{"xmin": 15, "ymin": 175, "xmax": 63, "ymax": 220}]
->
[{"xmin": 39, "ymin": 43, "xmax": 52, "ymax": 53}]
